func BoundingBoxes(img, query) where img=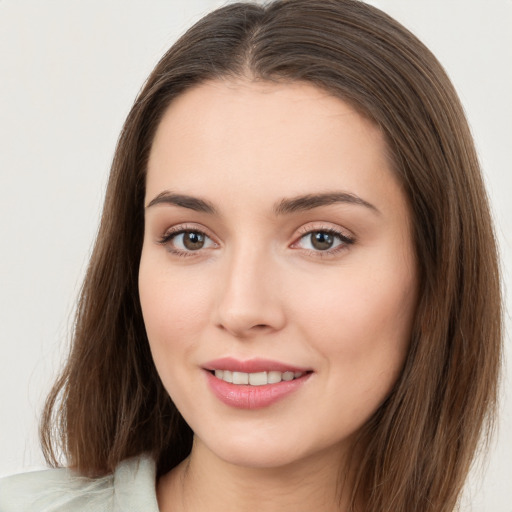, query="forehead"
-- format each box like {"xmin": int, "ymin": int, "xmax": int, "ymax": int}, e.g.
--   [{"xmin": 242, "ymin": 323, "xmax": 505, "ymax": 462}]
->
[
  {"xmin": 146, "ymin": 79, "xmax": 403, "ymax": 218},
  {"xmin": 149, "ymin": 79, "xmax": 382, "ymax": 161}
]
